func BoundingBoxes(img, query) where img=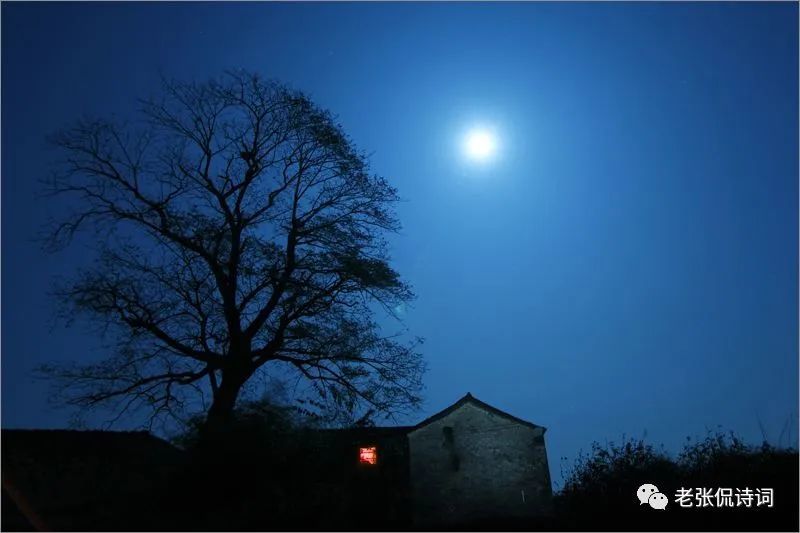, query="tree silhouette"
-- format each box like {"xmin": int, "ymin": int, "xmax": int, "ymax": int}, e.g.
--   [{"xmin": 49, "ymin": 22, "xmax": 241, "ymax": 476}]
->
[{"xmin": 40, "ymin": 71, "xmax": 424, "ymax": 432}]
